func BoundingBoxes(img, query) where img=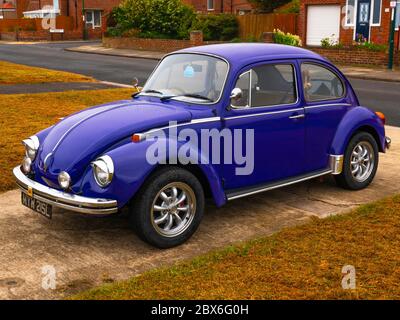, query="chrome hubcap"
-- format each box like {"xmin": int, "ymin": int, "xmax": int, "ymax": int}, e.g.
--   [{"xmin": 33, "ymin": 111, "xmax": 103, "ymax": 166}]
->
[
  {"xmin": 350, "ymin": 141, "xmax": 375, "ymax": 183},
  {"xmin": 151, "ymin": 182, "xmax": 196, "ymax": 238}
]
